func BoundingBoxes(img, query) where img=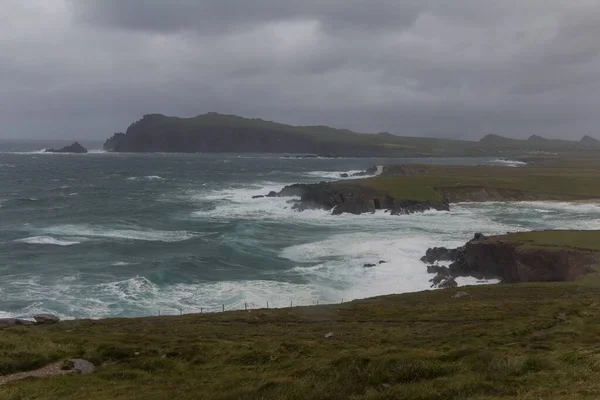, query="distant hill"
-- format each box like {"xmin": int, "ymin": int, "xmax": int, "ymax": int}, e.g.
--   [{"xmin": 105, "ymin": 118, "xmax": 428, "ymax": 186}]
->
[
  {"xmin": 103, "ymin": 112, "xmax": 600, "ymax": 156},
  {"xmin": 581, "ymin": 135, "xmax": 600, "ymax": 145},
  {"xmin": 103, "ymin": 113, "xmax": 478, "ymax": 156}
]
